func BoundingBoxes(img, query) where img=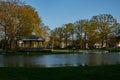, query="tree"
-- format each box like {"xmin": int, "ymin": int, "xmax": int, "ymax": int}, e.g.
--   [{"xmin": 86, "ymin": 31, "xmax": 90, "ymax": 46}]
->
[
  {"xmin": 65, "ymin": 23, "xmax": 74, "ymax": 48},
  {"xmin": 85, "ymin": 20, "xmax": 99, "ymax": 48},
  {"xmin": 49, "ymin": 27, "xmax": 64, "ymax": 48},
  {"xmin": 75, "ymin": 20, "xmax": 90, "ymax": 49},
  {"xmin": 75, "ymin": 20, "xmax": 83, "ymax": 48},
  {"xmin": 41, "ymin": 25, "xmax": 51, "ymax": 48},
  {"xmin": 91, "ymin": 14, "xmax": 118, "ymax": 48},
  {"xmin": 17, "ymin": 5, "xmax": 41, "ymax": 37},
  {"xmin": 0, "ymin": 0, "xmax": 42, "ymax": 49},
  {"xmin": 0, "ymin": 0, "xmax": 21, "ymax": 49},
  {"xmin": 112, "ymin": 23, "xmax": 120, "ymax": 48}
]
